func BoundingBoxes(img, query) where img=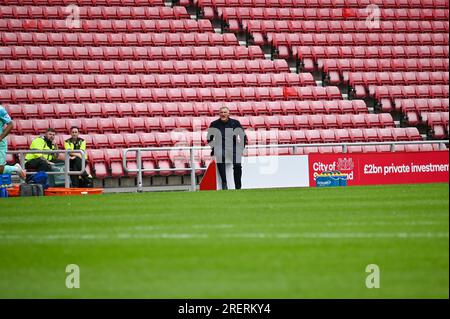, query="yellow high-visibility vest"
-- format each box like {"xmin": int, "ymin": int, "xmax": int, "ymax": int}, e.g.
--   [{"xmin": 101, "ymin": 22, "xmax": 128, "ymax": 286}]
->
[
  {"xmin": 25, "ymin": 136, "xmax": 57, "ymax": 162},
  {"xmin": 64, "ymin": 138, "xmax": 88, "ymax": 159}
]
